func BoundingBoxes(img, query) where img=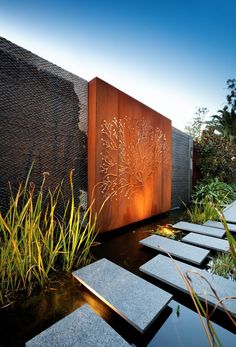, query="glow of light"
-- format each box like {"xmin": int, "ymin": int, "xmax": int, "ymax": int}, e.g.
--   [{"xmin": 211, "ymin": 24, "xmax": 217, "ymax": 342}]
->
[{"xmin": 155, "ymin": 224, "xmax": 182, "ymax": 239}]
